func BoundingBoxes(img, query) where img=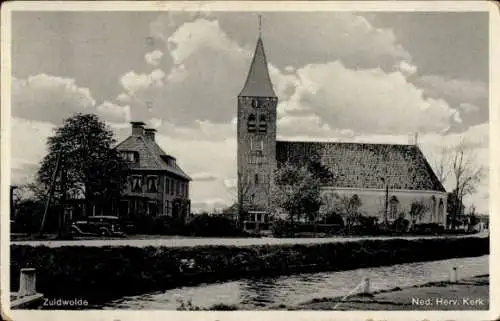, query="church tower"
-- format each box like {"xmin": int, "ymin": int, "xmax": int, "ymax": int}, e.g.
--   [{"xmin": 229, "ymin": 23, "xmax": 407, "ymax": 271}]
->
[{"xmin": 237, "ymin": 32, "xmax": 278, "ymax": 216}]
